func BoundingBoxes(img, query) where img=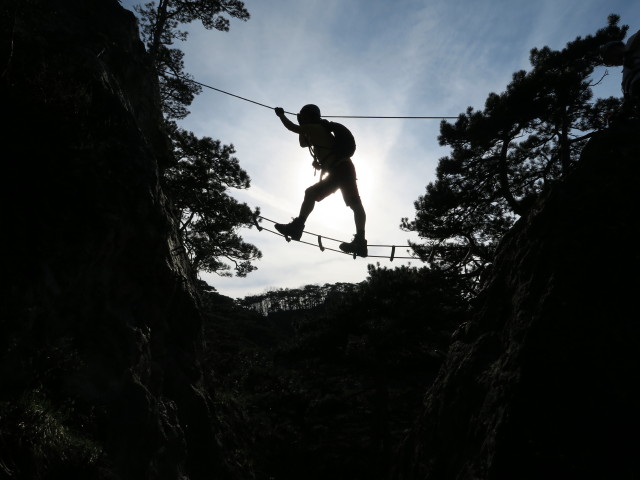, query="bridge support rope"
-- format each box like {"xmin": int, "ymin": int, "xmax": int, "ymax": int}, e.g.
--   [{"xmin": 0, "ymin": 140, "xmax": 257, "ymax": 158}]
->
[{"xmin": 253, "ymin": 215, "xmax": 418, "ymax": 261}]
